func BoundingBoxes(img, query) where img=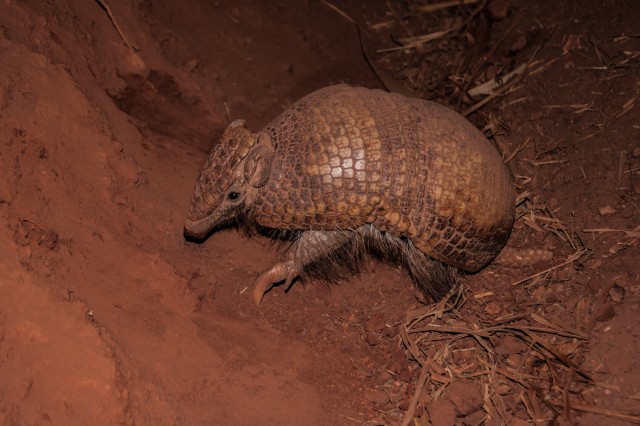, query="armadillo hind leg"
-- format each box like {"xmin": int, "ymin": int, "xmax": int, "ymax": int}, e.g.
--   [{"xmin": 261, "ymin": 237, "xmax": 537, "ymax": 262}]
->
[
  {"xmin": 400, "ymin": 241, "xmax": 459, "ymax": 301},
  {"xmin": 358, "ymin": 225, "xmax": 459, "ymax": 302},
  {"xmin": 252, "ymin": 230, "xmax": 358, "ymax": 305}
]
